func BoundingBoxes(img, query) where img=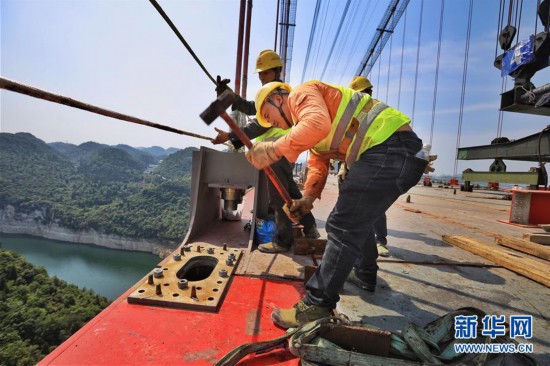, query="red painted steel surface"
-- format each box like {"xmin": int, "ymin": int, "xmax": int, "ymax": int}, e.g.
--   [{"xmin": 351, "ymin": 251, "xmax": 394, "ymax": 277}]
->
[
  {"xmin": 40, "ymin": 277, "xmax": 303, "ymax": 365},
  {"xmin": 527, "ymin": 190, "xmax": 550, "ymax": 225},
  {"xmin": 509, "ymin": 189, "xmax": 550, "ymax": 226}
]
